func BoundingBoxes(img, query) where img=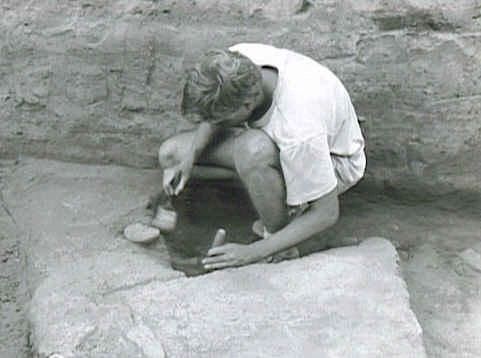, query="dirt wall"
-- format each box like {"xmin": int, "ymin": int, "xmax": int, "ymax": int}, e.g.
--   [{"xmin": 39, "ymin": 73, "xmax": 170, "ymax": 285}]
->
[{"xmin": 1, "ymin": 0, "xmax": 480, "ymax": 195}]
